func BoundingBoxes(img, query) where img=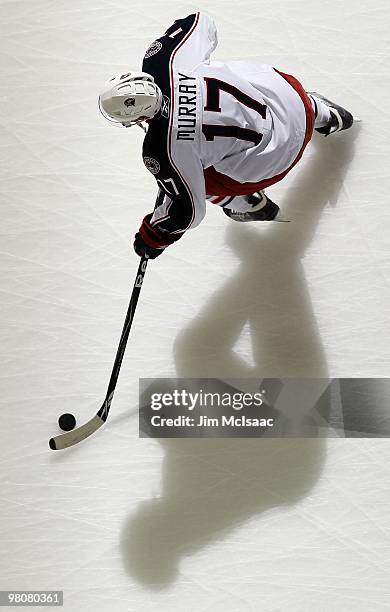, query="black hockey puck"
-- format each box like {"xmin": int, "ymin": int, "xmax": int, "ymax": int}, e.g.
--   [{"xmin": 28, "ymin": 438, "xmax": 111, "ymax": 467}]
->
[{"xmin": 58, "ymin": 413, "xmax": 76, "ymax": 431}]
